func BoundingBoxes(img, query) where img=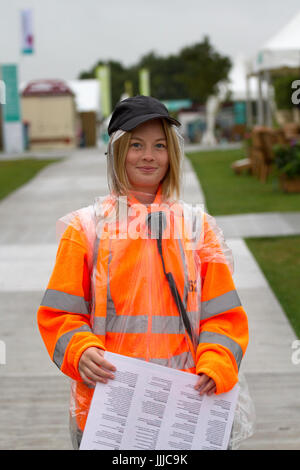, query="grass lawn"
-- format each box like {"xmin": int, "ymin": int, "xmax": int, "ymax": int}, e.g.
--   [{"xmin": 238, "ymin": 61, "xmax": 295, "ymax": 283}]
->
[
  {"xmin": 0, "ymin": 158, "xmax": 61, "ymax": 201},
  {"xmin": 186, "ymin": 148, "xmax": 300, "ymax": 215},
  {"xmin": 245, "ymin": 235, "xmax": 300, "ymax": 338}
]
